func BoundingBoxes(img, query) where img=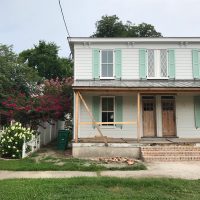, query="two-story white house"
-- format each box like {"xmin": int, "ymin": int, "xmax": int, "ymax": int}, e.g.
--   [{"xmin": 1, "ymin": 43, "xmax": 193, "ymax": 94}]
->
[{"xmin": 70, "ymin": 37, "xmax": 200, "ymax": 160}]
